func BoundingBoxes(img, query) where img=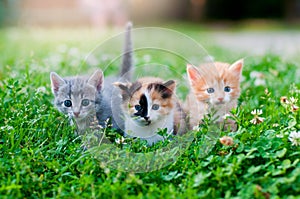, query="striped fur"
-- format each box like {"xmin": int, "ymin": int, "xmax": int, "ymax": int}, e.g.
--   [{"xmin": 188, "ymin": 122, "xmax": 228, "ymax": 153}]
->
[
  {"xmin": 50, "ymin": 22, "xmax": 133, "ymax": 134},
  {"xmin": 185, "ymin": 59, "xmax": 243, "ymax": 130}
]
